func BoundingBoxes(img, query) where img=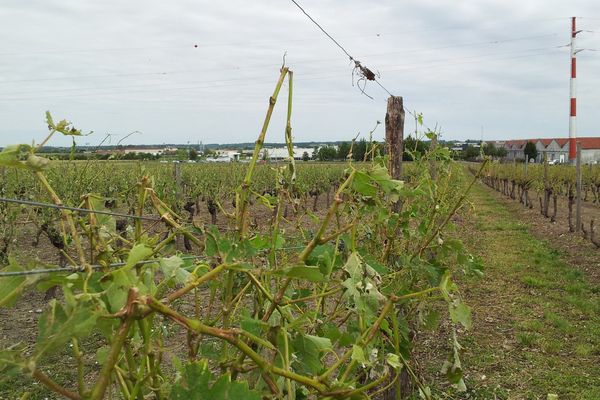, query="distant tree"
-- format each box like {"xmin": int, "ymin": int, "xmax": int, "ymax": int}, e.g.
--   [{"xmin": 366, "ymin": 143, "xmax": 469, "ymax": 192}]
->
[
  {"xmin": 403, "ymin": 136, "xmax": 430, "ymax": 161},
  {"xmin": 337, "ymin": 142, "xmax": 351, "ymax": 160},
  {"xmin": 189, "ymin": 148, "xmax": 198, "ymax": 160},
  {"xmin": 462, "ymin": 145, "xmax": 480, "ymax": 161},
  {"xmin": 496, "ymin": 147, "xmax": 507, "ymax": 158},
  {"xmin": 317, "ymin": 145, "xmax": 337, "ymax": 161},
  {"xmin": 524, "ymin": 141, "xmax": 538, "ymax": 162},
  {"xmin": 483, "ymin": 142, "xmax": 497, "ymax": 157},
  {"xmin": 302, "ymin": 151, "xmax": 310, "ymax": 162},
  {"xmin": 352, "ymin": 139, "xmax": 367, "ymax": 161},
  {"xmin": 176, "ymin": 149, "xmax": 188, "ymax": 161},
  {"xmin": 202, "ymin": 148, "xmax": 217, "ymax": 159}
]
